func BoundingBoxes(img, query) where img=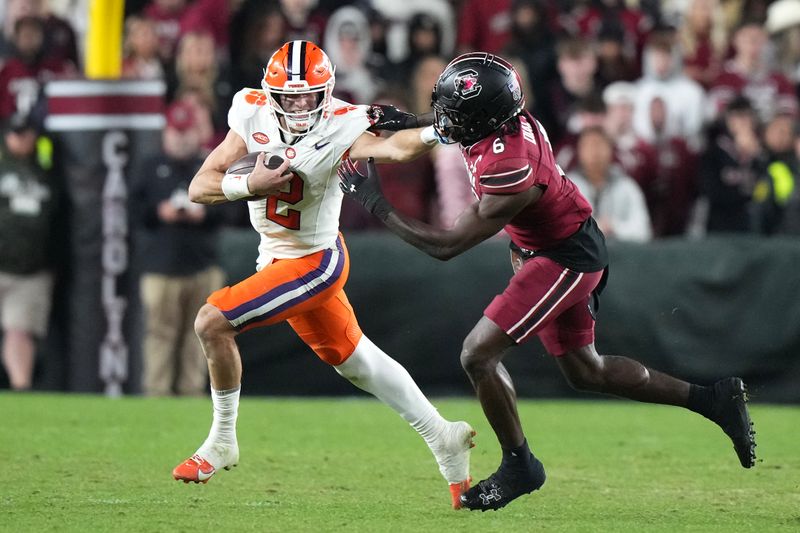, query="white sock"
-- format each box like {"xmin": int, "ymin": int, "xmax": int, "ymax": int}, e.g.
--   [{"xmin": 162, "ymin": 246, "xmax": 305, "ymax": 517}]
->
[
  {"xmin": 334, "ymin": 335, "xmax": 447, "ymax": 448},
  {"xmin": 197, "ymin": 385, "xmax": 240, "ymax": 469}
]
